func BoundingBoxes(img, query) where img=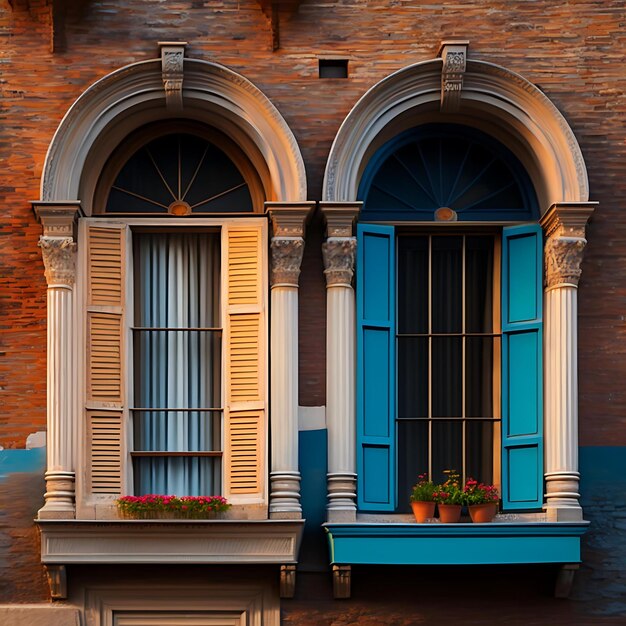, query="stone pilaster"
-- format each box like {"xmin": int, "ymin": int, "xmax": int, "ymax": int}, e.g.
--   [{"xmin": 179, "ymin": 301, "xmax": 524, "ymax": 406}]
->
[
  {"xmin": 266, "ymin": 202, "xmax": 315, "ymax": 518},
  {"xmin": 320, "ymin": 202, "xmax": 361, "ymax": 522},
  {"xmin": 32, "ymin": 201, "xmax": 82, "ymax": 520},
  {"xmin": 540, "ymin": 202, "xmax": 596, "ymax": 522}
]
